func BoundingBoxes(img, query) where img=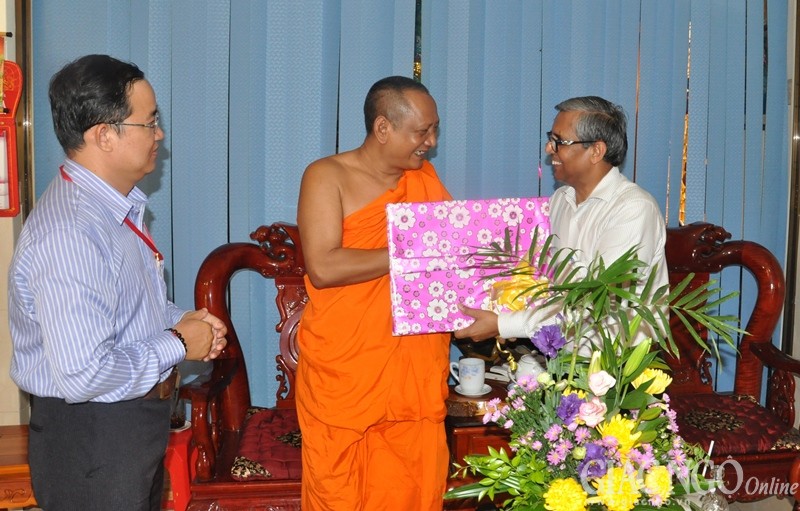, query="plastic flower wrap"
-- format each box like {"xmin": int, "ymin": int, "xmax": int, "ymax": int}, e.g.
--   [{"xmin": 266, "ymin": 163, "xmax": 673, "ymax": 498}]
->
[
  {"xmin": 444, "ymin": 233, "xmax": 743, "ymax": 511},
  {"xmin": 492, "ymin": 260, "xmax": 550, "ymax": 312}
]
